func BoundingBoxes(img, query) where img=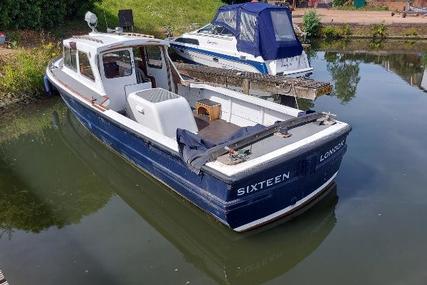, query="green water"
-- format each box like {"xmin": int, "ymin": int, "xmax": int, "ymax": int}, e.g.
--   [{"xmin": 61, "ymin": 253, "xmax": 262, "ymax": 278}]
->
[{"xmin": 1, "ymin": 41, "xmax": 427, "ymax": 285}]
